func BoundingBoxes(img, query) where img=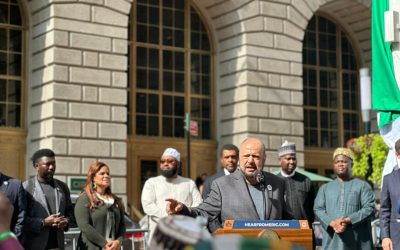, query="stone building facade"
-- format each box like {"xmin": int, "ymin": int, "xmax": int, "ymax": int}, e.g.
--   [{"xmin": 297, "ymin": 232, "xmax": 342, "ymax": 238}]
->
[{"xmin": 0, "ymin": 0, "xmax": 372, "ymax": 210}]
